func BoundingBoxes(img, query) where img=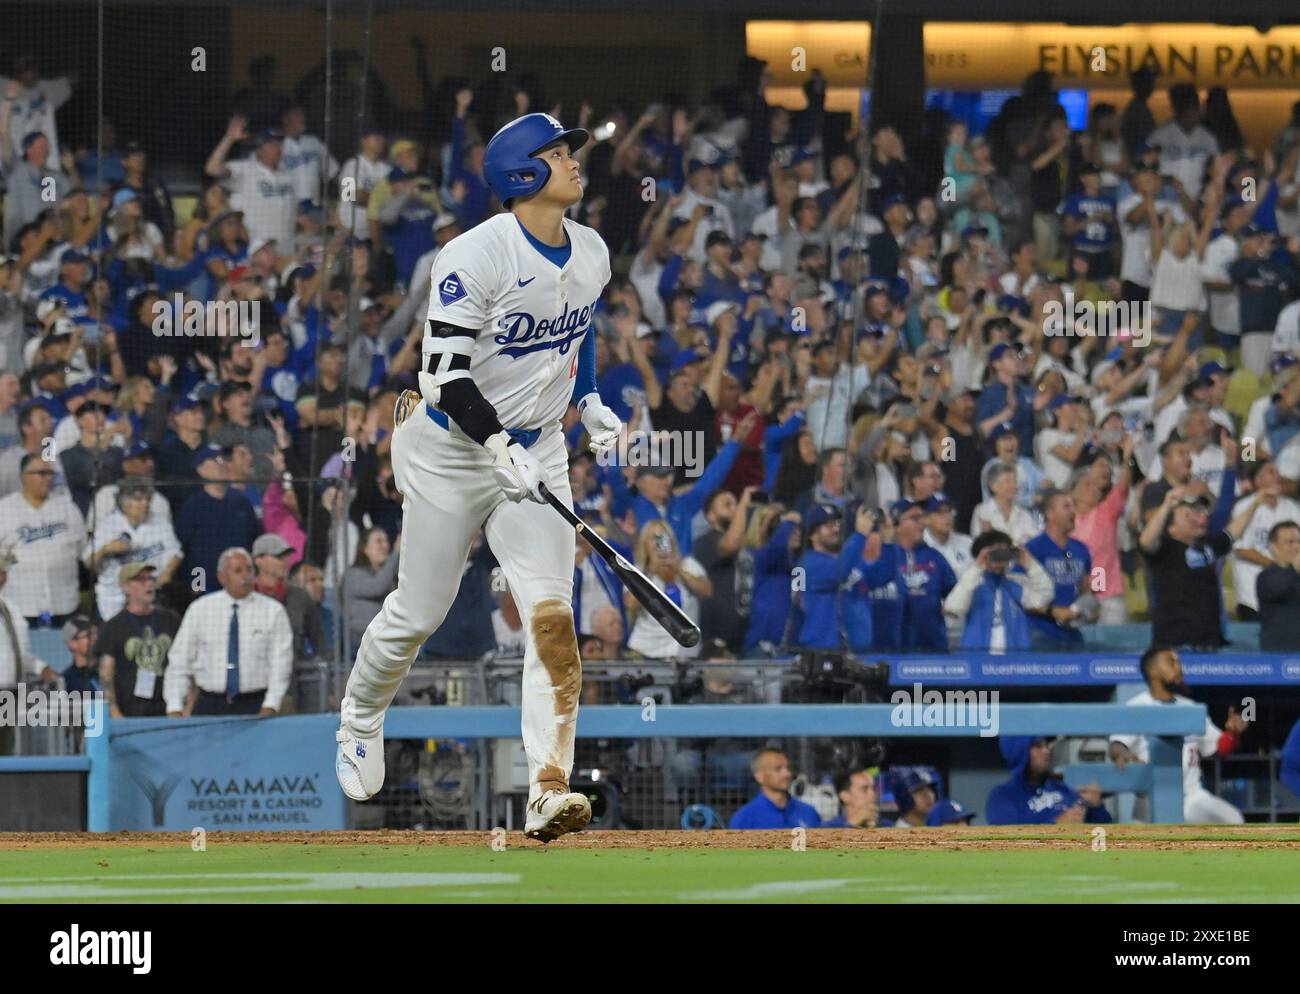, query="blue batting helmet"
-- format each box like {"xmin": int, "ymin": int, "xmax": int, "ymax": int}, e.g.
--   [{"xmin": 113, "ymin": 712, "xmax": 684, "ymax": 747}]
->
[
  {"xmin": 484, "ymin": 113, "xmax": 589, "ymax": 204},
  {"xmin": 890, "ymin": 767, "xmax": 939, "ymax": 815}
]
